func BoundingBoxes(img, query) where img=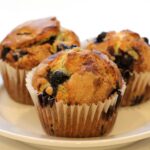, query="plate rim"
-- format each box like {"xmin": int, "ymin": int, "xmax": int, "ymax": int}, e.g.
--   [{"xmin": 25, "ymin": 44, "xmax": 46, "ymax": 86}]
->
[{"xmin": 0, "ymin": 125, "xmax": 149, "ymax": 148}]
